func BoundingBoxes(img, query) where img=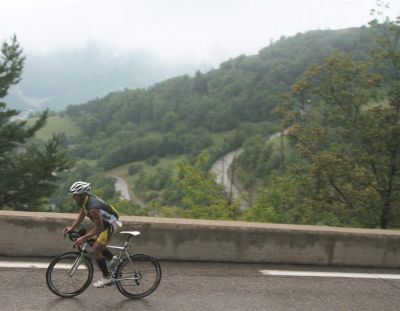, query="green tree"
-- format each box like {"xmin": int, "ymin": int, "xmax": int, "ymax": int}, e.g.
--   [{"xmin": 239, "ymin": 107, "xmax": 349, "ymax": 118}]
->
[
  {"xmin": 283, "ymin": 52, "xmax": 385, "ymax": 227},
  {"xmin": 0, "ymin": 36, "xmax": 71, "ymax": 210},
  {"xmin": 167, "ymin": 151, "xmax": 240, "ymax": 220},
  {"xmin": 368, "ymin": 8, "xmax": 400, "ymax": 228},
  {"xmin": 161, "ymin": 111, "xmax": 178, "ymax": 132},
  {"xmin": 243, "ymin": 167, "xmax": 342, "ymax": 226},
  {"xmin": 275, "ymin": 15, "xmax": 400, "ymax": 228}
]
